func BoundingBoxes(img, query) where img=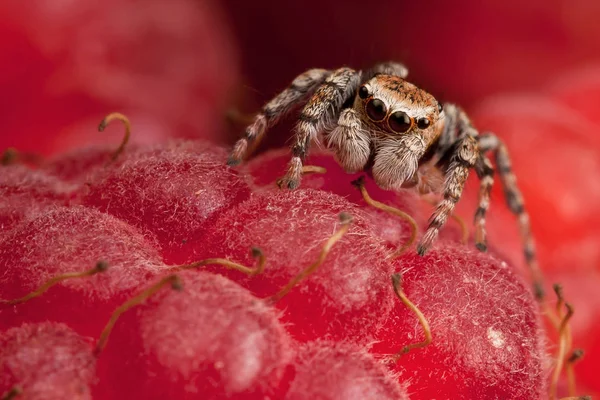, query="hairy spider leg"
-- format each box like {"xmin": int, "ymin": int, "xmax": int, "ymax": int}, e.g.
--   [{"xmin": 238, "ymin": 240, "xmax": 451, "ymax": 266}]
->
[
  {"xmin": 228, "ymin": 68, "xmax": 331, "ymax": 165},
  {"xmin": 478, "ymin": 132, "xmax": 544, "ymax": 299},
  {"xmin": 365, "ymin": 61, "xmax": 409, "ymax": 80},
  {"xmin": 418, "ymin": 106, "xmax": 479, "ymax": 255},
  {"xmin": 279, "ymin": 67, "xmax": 362, "ymax": 189},
  {"xmin": 327, "ymin": 107, "xmax": 372, "ymax": 173},
  {"xmin": 473, "ymin": 154, "xmax": 495, "ymax": 251}
]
